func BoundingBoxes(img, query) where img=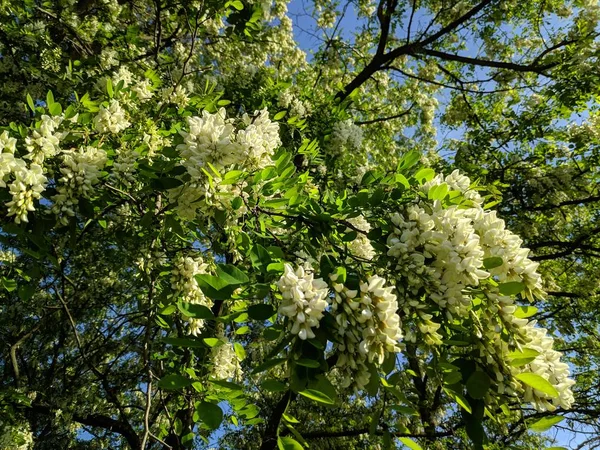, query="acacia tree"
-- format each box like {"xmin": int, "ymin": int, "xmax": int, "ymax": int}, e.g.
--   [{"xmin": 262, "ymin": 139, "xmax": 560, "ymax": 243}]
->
[{"xmin": 0, "ymin": 0, "xmax": 598, "ymax": 449}]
